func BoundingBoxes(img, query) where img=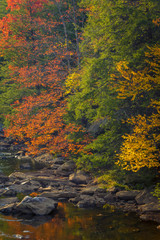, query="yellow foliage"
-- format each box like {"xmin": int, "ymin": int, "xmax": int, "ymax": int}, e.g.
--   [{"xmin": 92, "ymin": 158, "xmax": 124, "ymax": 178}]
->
[
  {"xmin": 65, "ymin": 71, "xmax": 81, "ymax": 95},
  {"xmin": 117, "ymin": 115, "xmax": 160, "ymax": 172},
  {"xmin": 114, "ymin": 46, "xmax": 160, "ymax": 171}
]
